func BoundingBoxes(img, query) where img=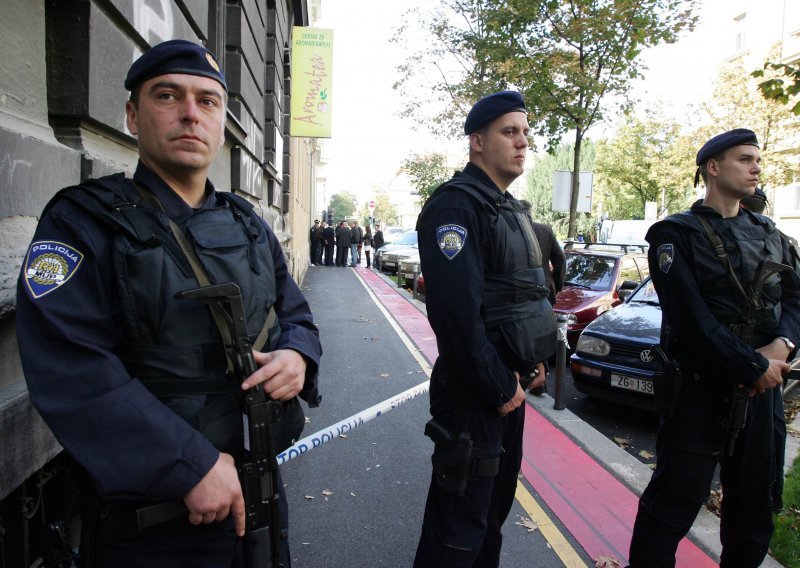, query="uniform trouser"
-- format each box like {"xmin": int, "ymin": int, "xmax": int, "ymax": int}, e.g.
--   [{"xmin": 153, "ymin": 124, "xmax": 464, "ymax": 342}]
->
[
  {"xmin": 311, "ymin": 241, "xmax": 322, "ymax": 265},
  {"xmin": 629, "ymin": 391, "xmax": 777, "ymax": 568},
  {"xmin": 324, "ymin": 243, "xmax": 335, "ymax": 265},
  {"xmin": 414, "ymin": 391, "xmax": 525, "ymax": 568},
  {"xmin": 82, "ymin": 469, "xmax": 291, "ymax": 568},
  {"xmin": 336, "ymin": 246, "xmax": 349, "ymax": 266}
]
